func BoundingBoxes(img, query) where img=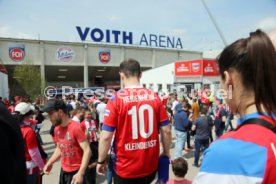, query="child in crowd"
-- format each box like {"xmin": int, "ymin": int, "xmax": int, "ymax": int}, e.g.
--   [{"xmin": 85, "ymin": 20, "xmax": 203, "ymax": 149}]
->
[{"xmin": 167, "ymin": 157, "xmax": 192, "ymax": 184}]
